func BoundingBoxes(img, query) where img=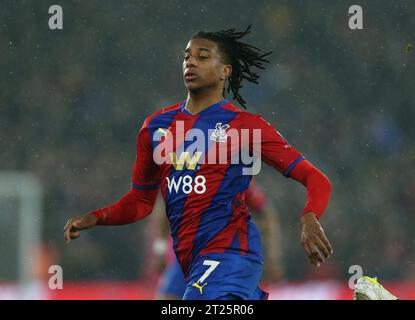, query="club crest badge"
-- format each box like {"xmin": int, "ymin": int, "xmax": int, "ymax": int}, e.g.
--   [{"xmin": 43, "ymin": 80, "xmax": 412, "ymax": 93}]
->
[{"xmin": 210, "ymin": 122, "xmax": 230, "ymax": 143}]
